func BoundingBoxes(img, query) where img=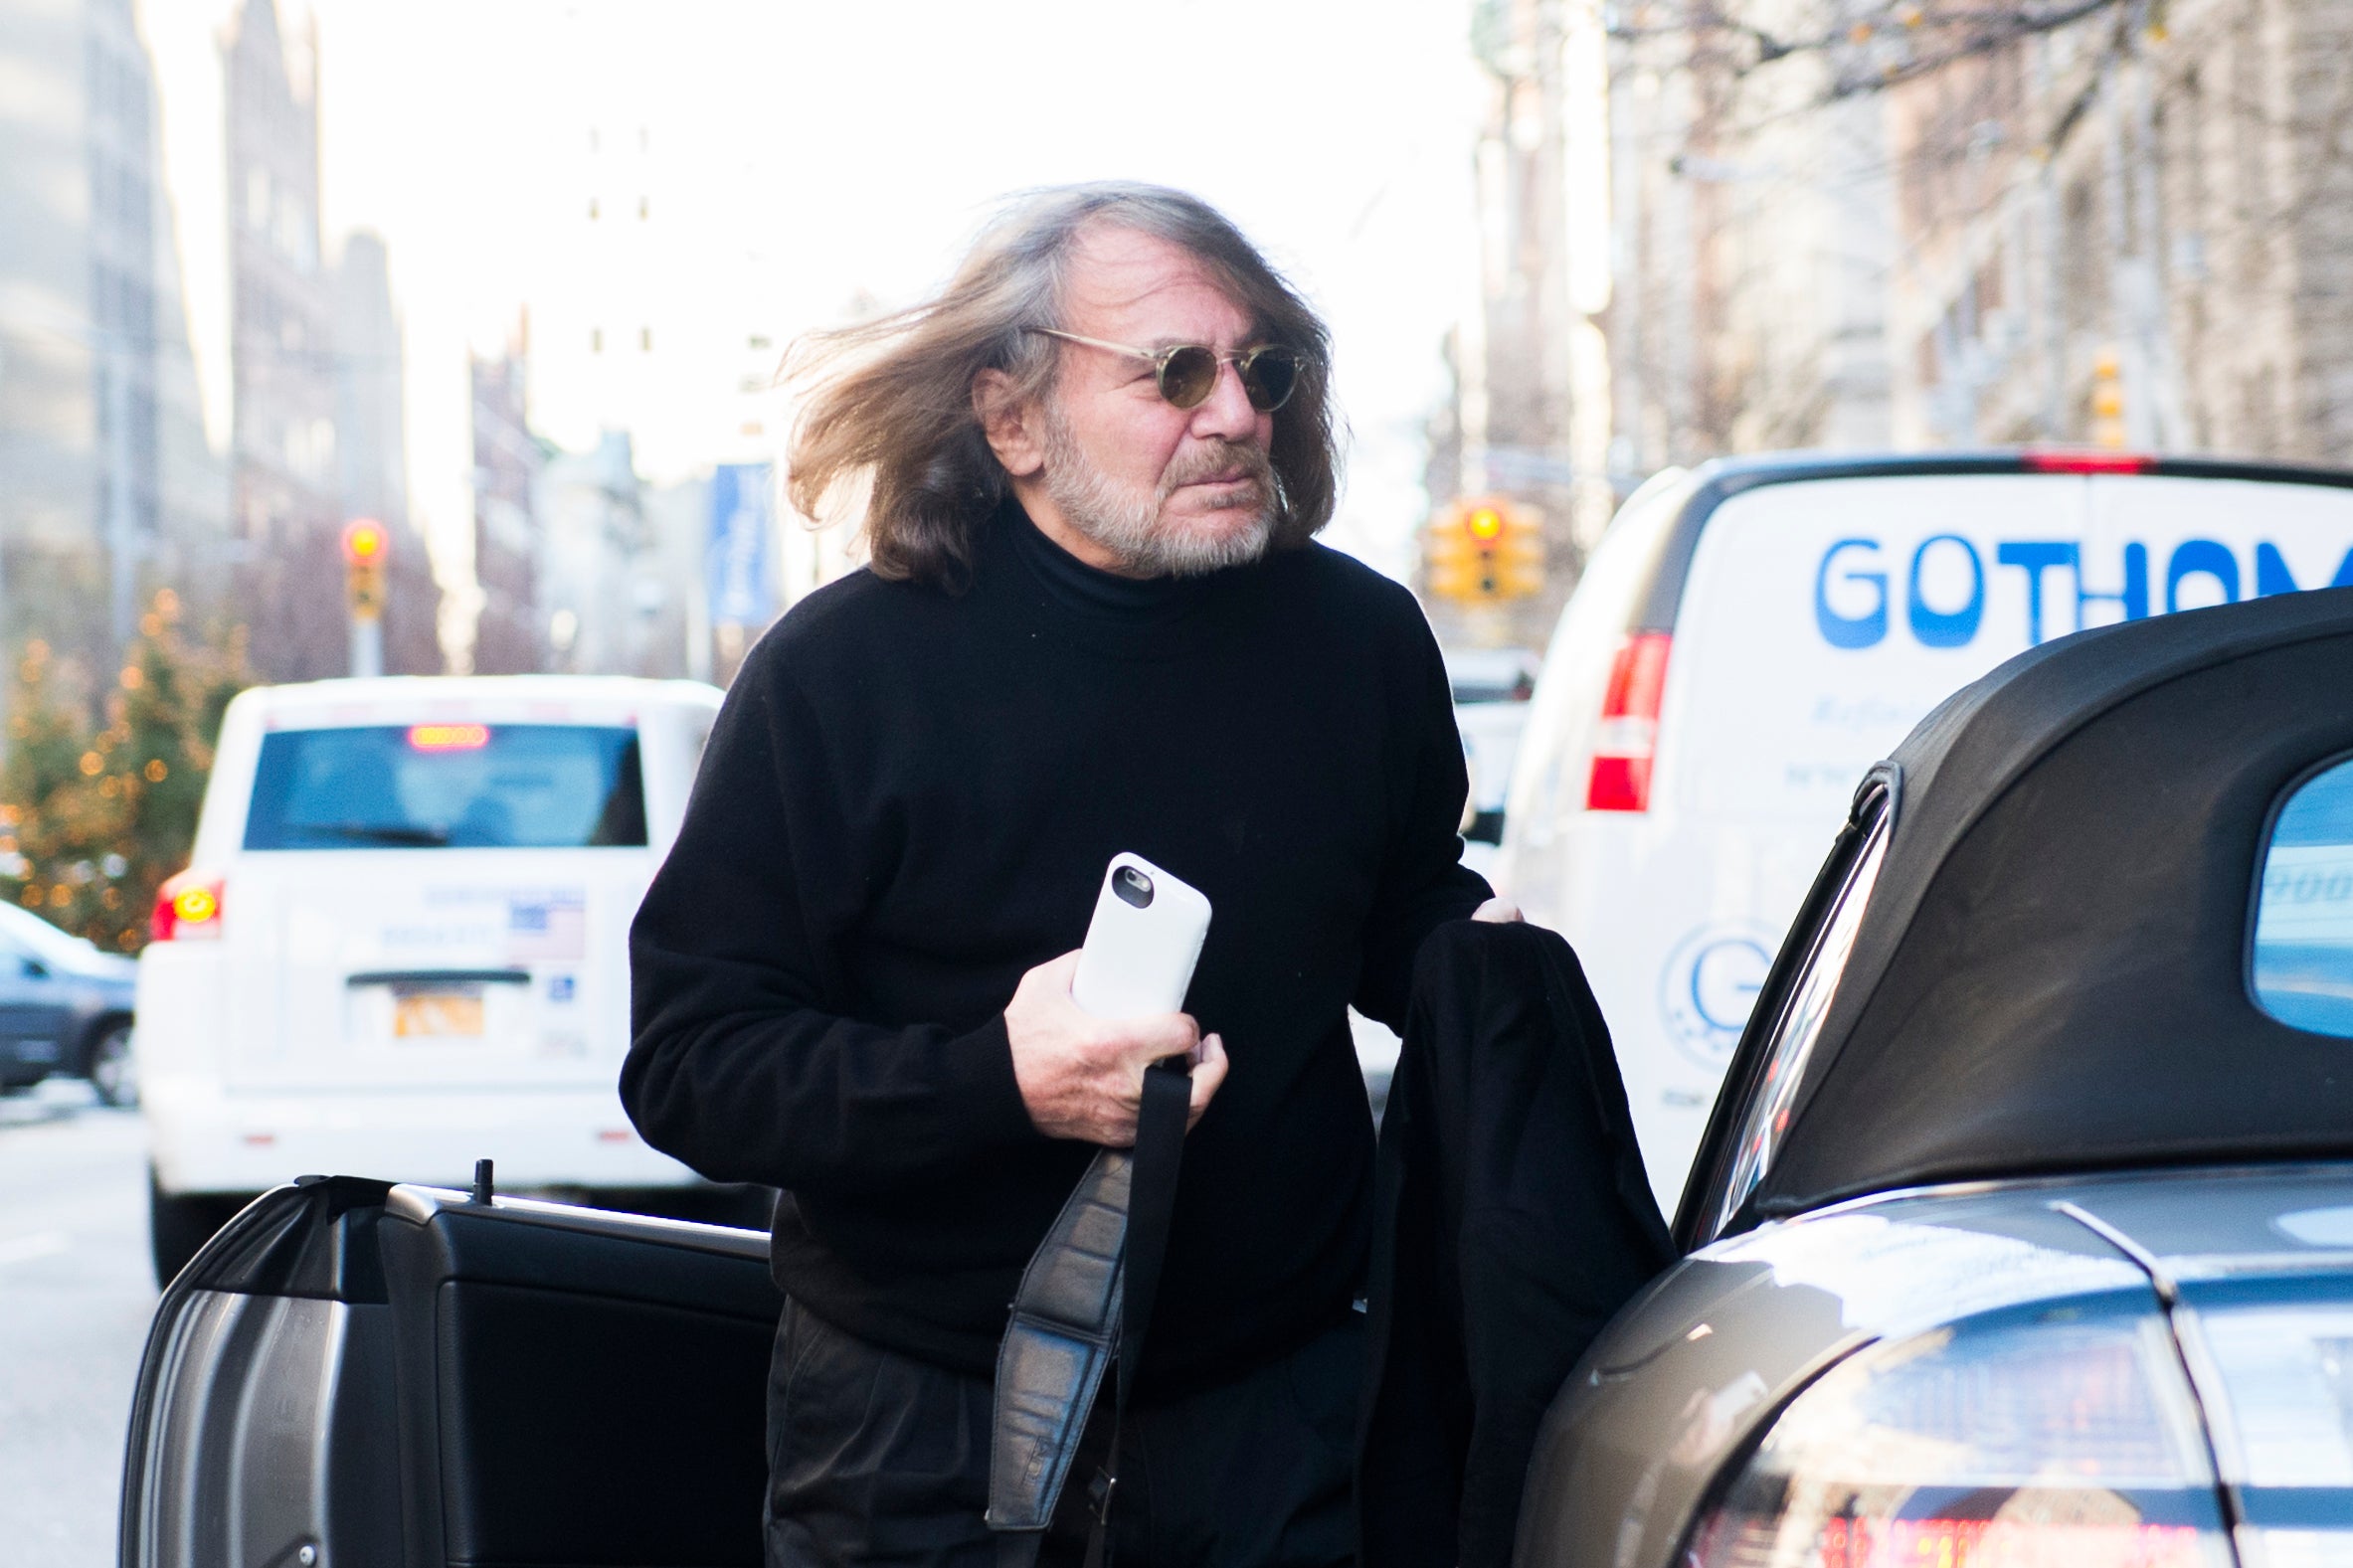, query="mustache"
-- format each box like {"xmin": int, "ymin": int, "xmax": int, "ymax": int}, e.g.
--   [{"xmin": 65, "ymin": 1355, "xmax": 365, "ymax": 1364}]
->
[{"xmin": 1159, "ymin": 439, "xmax": 1274, "ymax": 499}]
